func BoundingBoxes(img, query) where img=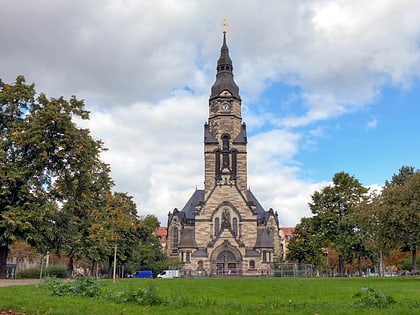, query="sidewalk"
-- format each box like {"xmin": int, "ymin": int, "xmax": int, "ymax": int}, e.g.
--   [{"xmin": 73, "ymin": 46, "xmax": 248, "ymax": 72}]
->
[{"xmin": 0, "ymin": 279, "xmax": 40, "ymax": 287}]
